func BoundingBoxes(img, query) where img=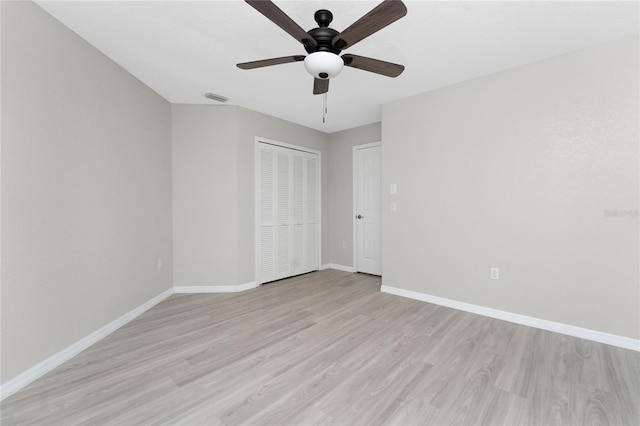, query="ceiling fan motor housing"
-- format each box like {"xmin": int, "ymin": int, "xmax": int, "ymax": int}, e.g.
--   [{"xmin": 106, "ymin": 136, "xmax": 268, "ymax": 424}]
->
[
  {"xmin": 303, "ymin": 9, "xmax": 344, "ymax": 79},
  {"xmin": 305, "ymin": 10, "xmax": 341, "ymax": 55}
]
